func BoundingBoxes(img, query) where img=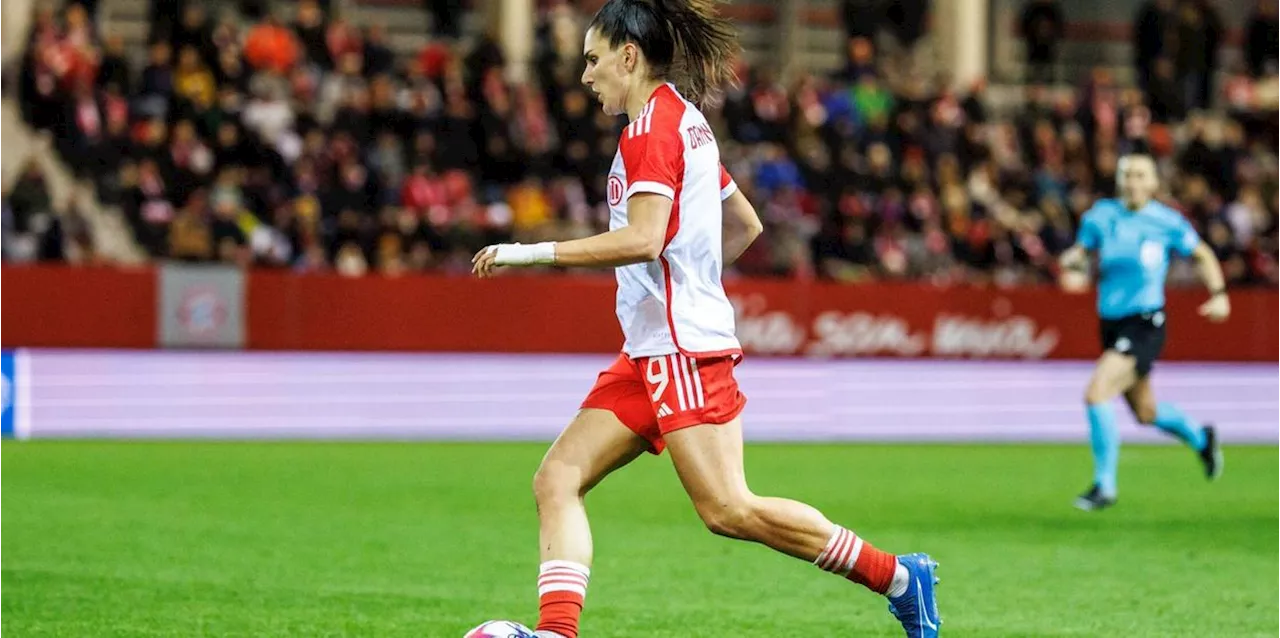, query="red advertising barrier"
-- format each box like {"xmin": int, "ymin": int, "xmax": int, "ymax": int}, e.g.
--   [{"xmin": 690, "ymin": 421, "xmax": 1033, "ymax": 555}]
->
[
  {"xmin": 3, "ymin": 266, "xmax": 1276, "ymax": 360},
  {"xmin": 246, "ymin": 270, "xmax": 620, "ymax": 352},
  {"xmin": 723, "ymin": 279, "xmax": 1277, "ymax": 361},
  {"xmin": 1, "ymin": 265, "xmax": 156, "ymax": 348}
]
